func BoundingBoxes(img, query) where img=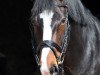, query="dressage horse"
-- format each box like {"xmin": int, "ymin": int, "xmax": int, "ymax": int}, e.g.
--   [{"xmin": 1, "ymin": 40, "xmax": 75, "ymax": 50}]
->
[{"xmin": 30, "ymin": 0, "xmax": 100, "ymax": 75}]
